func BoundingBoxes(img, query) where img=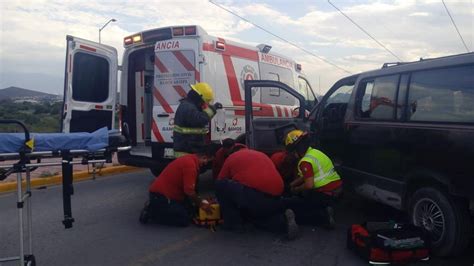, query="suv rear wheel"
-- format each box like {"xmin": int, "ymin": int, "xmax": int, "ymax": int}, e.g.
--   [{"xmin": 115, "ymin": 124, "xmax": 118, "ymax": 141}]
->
[{"xmin": 409, "ymin": 187, "xmax": 471, "ymax": 257}]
